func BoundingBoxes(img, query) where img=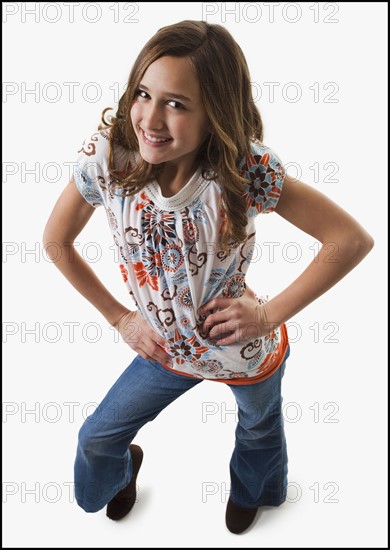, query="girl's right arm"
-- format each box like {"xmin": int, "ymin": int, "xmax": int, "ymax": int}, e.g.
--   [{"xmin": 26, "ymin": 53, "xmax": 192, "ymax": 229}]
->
[
  {"xmin": 42, "ymin": 177, "xmax": 172, "ymax": 366},
  {"xmin": 43, "ymin": 176, "xmax": 128, "ymax": 325}
]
